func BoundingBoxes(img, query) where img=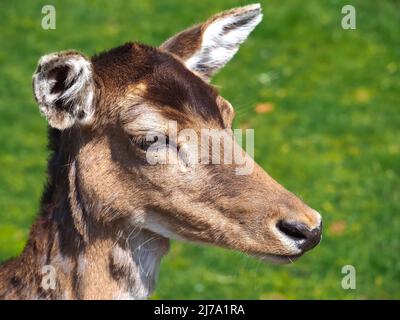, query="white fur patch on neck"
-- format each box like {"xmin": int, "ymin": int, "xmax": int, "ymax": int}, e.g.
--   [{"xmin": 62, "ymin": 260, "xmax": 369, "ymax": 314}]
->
[
  {"xmin": 186, "ymin": 4, "xmax": 263, "ymax": 77},
  {"xmin": 111, "ymin": 230, "xmax": 169, "ymax": 300}
]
